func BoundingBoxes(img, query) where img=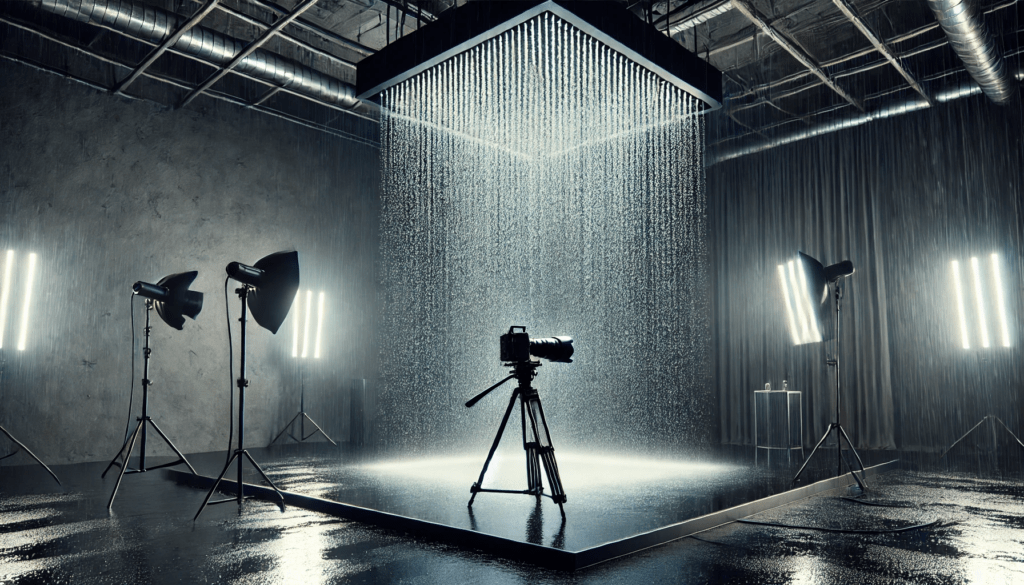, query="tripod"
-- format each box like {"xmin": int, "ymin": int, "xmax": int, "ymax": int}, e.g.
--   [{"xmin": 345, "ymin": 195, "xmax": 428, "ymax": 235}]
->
[
  {"xmin": 194, "ymin": 286, "xmax": 285, "ymax": 520},
  {"xmin": 268, "ymin": 364, "xmax": 336, "ymax": 447},
  {"xmin": 941, "ymin": 415, "xmax": 1024, "ymax": 458},
  {"xmin": 466, "ymin": 360, "xmax": 567, "ymax": 518},
  {"xmin": 793, "ymin": 280, "xmax": 868, "ymax": 491},
  {"xmin": 102, "ymin": 300, "xmax": 197, "ymax": 508}
]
